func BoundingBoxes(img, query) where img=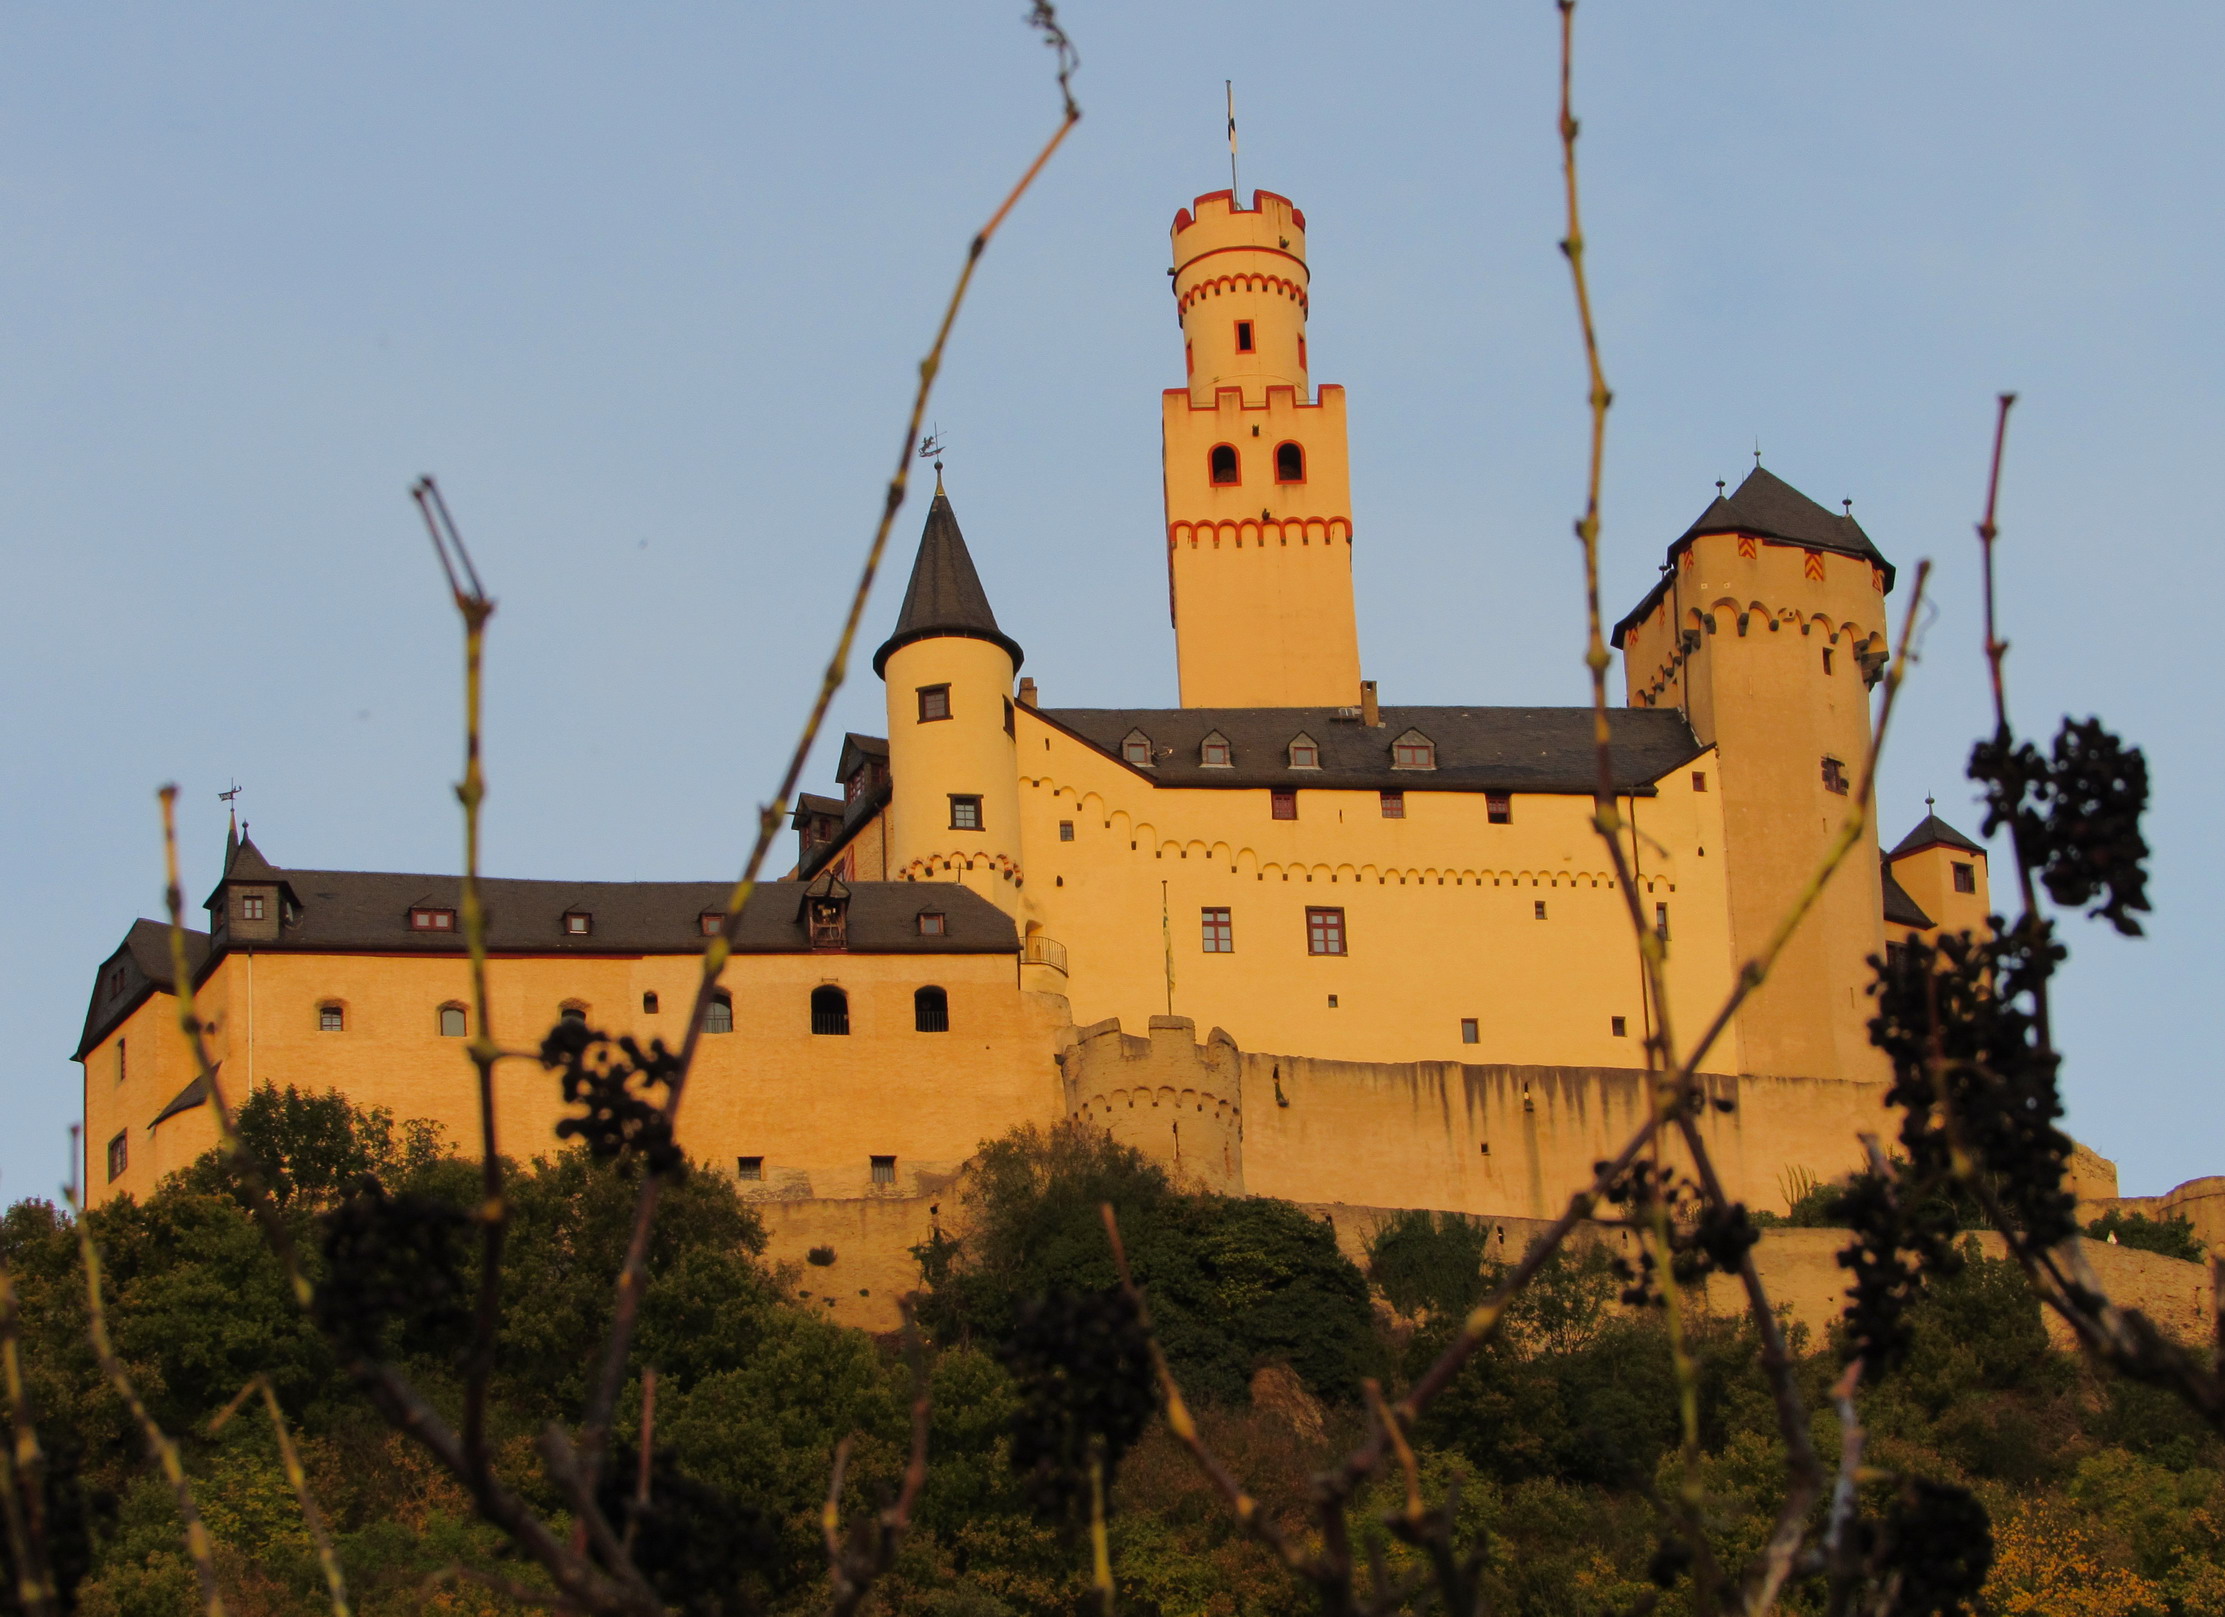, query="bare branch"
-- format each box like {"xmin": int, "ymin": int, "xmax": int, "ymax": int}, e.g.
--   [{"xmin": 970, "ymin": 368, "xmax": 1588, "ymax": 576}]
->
[
  {"xmin": 209, "ymin": 1378, "xmax": 351, "ymax": 1617},
  {"xmin": 0, "ymin": 1245, "xmax": 57, "ymax": 1617}
]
